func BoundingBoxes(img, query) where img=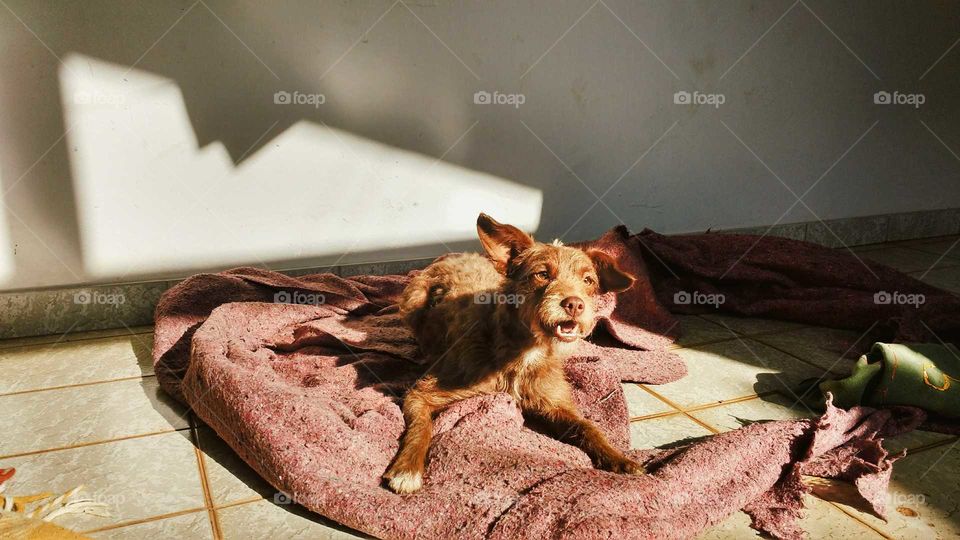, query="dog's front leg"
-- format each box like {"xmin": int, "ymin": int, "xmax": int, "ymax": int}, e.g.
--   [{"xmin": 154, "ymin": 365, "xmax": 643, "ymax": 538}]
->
[
  {"xmin": 521, "ymin": 375, "xmax": 643, "ymax": 475},
  {"xmin": 383, "ymin": 388, "xmax": 435, "ymax": 494},
  {"xmin": 523, "ymin": 370, "xmax": 645, "ymax": 475},
  {"xmin": 542, "ymin": 404, "xmax": 645, "ymax": 474}
]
